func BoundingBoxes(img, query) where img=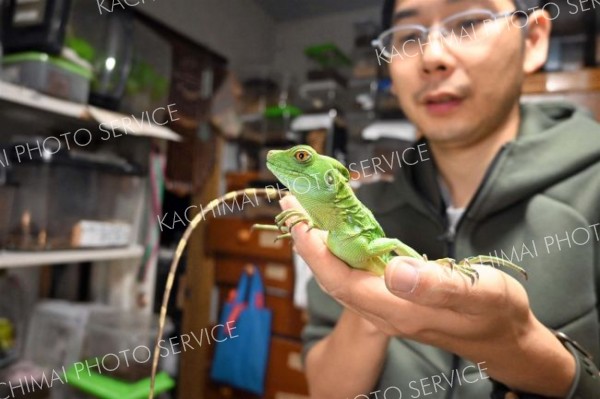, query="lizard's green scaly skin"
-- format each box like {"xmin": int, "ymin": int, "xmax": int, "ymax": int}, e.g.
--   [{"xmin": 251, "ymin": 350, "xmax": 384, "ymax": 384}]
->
[{"xmin": 256, "ymin": 145, "xmax": 527, "ymax": 281}]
